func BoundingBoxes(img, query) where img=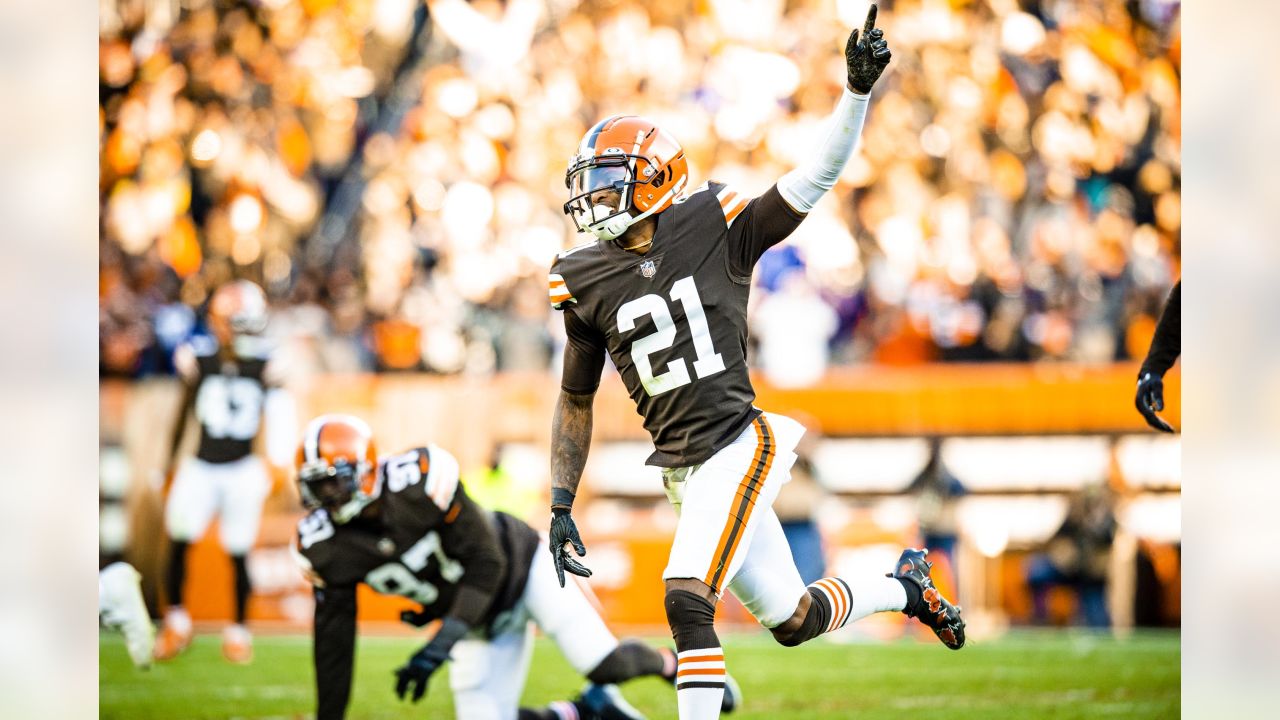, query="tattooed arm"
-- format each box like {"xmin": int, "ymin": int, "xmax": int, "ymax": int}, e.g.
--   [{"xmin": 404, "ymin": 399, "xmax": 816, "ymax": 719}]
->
[
  {"xmin": 551, "ymin": 389, "xmax": 595, "ymax": 501},
  {"xmin": 548, "ymin": 309, "xmax": 605, "ymax": 584},
  {"xmin": 548, "ymin": 388, "xmax": 598, "ymax": 585},
  {"xmin": 552, "ymin": 308, "xmax": 606, "ymax": 503}
]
